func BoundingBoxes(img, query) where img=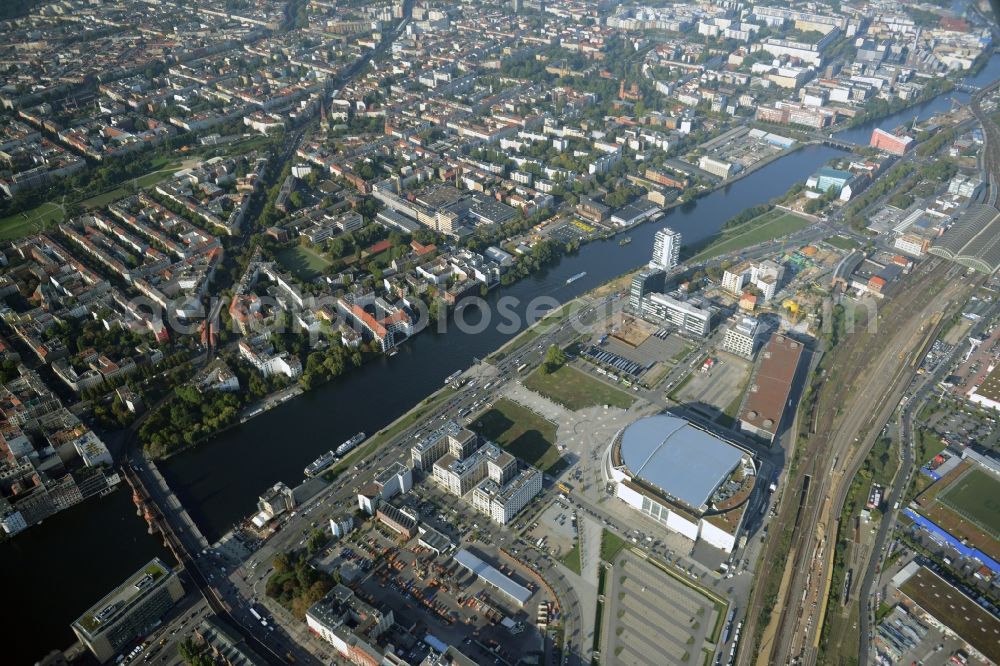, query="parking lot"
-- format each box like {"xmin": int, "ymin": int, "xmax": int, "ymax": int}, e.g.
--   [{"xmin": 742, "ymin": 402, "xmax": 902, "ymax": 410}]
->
[
  {"xmin": 526, "ymin": 500, "xmax": 578, "ymax": 559},
  {"xmin": 601, "ymin": 550, "xmax": 722, "ymax": 666},
  {"xmin": 918, "ymin": 394, "xmax": 1000, "ymax": 453},
  {"xmin": 874, "ymin": 604, "xmax": 972, "ymax": 666}
]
